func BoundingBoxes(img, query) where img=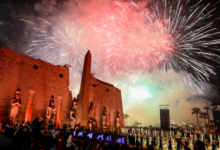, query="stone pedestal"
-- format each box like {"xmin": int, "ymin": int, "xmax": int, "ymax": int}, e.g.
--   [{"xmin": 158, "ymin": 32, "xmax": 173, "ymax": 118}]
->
[{"xmin": 69, "ymin": 121, "xmax": 75, "ymax": 129}]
